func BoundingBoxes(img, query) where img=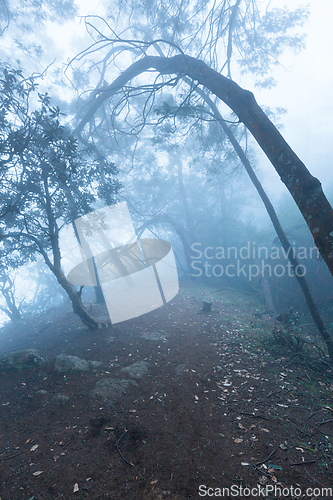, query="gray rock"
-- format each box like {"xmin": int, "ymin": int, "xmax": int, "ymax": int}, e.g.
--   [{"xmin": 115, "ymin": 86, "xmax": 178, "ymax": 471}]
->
[
  {"xmin": 0, "ymin": 349, "xmax": 46, "ymax": 372},
  {"xmin": 91, "ymin": 378, "xmax": 137, "ymax": 405},
  {"xmin": 142, "ymin": 331, "xmax": 168, "ymax": 341},
  {"xmin": 120, "ymin": 361, "xmax": 148, "ymax": 379},
  {"xmin": 52, "ymin": 393, "xmax": 69, "ymax": 404},
  {"xmin": 54, "ymin": 354, "xmax": 89, "ymax": 373}
]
